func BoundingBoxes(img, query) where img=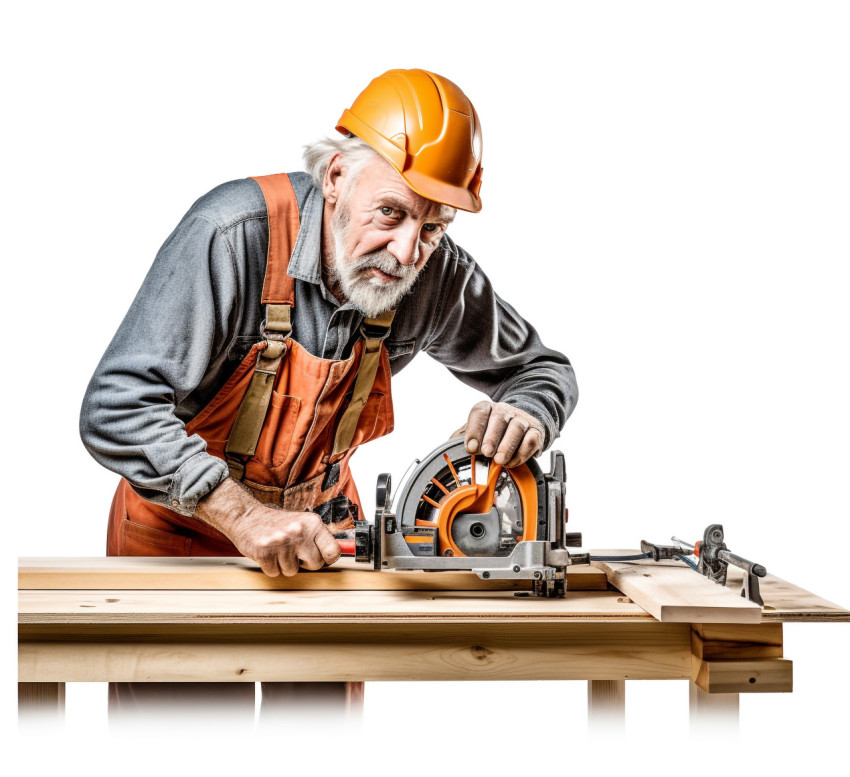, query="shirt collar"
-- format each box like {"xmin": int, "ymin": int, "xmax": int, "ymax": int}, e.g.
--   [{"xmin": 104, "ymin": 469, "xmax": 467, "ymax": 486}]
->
[
  {"xmin": 286, "ymin": 182, "xmax": 351, "ymax": 307},
  {"xmin": 286, "ymin": 183, "xmax": 325, "ymax": 286}
]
